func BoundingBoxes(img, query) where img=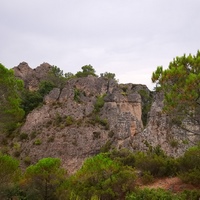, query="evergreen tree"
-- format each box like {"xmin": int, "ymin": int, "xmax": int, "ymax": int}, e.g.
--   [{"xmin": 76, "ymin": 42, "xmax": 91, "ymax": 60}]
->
[
  {"xmin": 152, "ymin": 51, "xmax": 200, "ymax": 134},
  {"xmin": 0, "ymin": 64, "xmax": 24, "ymax": 132}
]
